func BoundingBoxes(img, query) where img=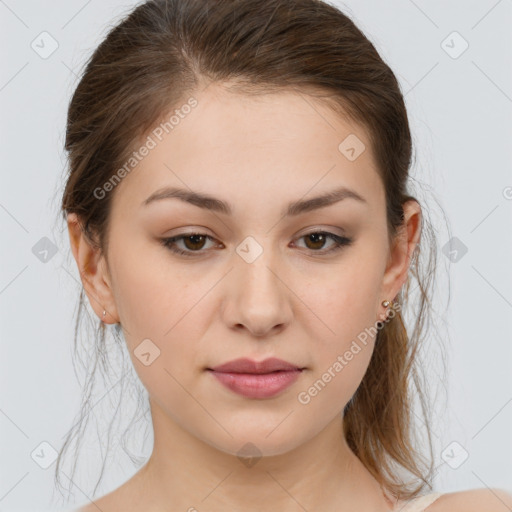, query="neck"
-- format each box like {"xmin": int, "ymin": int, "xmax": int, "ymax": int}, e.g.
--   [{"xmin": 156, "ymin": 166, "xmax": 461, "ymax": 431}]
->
[{"xmin": 134, "ymin": 399, "xmax": 396, "ymax": 512}]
